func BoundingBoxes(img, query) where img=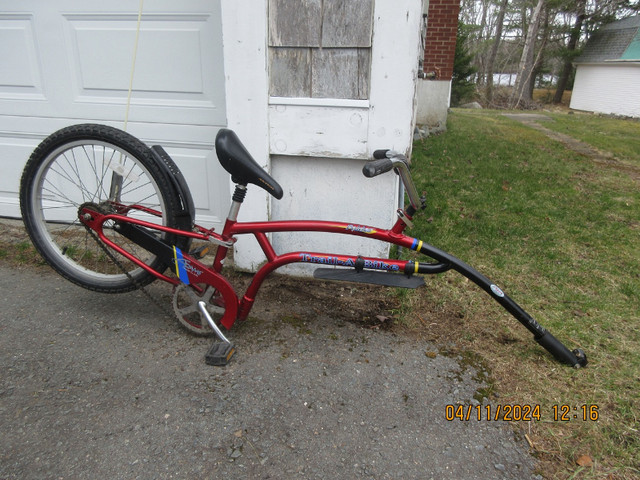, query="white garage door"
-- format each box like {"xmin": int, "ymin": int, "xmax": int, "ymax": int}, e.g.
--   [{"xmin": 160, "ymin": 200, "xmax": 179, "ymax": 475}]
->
[{"xmin": 0, "ymin": 0, "xmax": 229, "ymax": 230}]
